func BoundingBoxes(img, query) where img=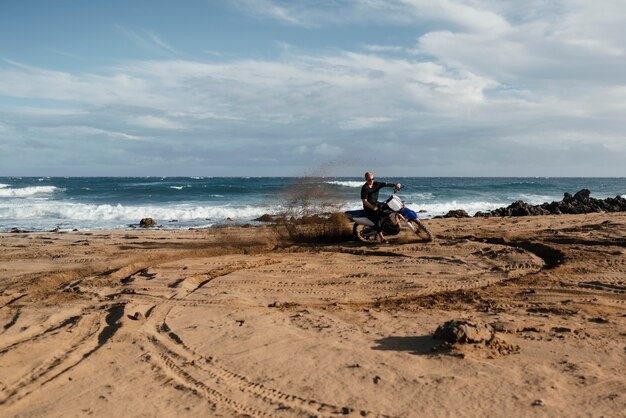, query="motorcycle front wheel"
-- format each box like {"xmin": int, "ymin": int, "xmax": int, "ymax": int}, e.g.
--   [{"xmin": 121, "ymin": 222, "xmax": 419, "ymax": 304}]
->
[
  {"xmin": 353, "ymin": 223, "xmax": 378, "ymax": 242},
  {"xmin": 406, "ymin": 219, "xmax": 433, "ymax": 242}
]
